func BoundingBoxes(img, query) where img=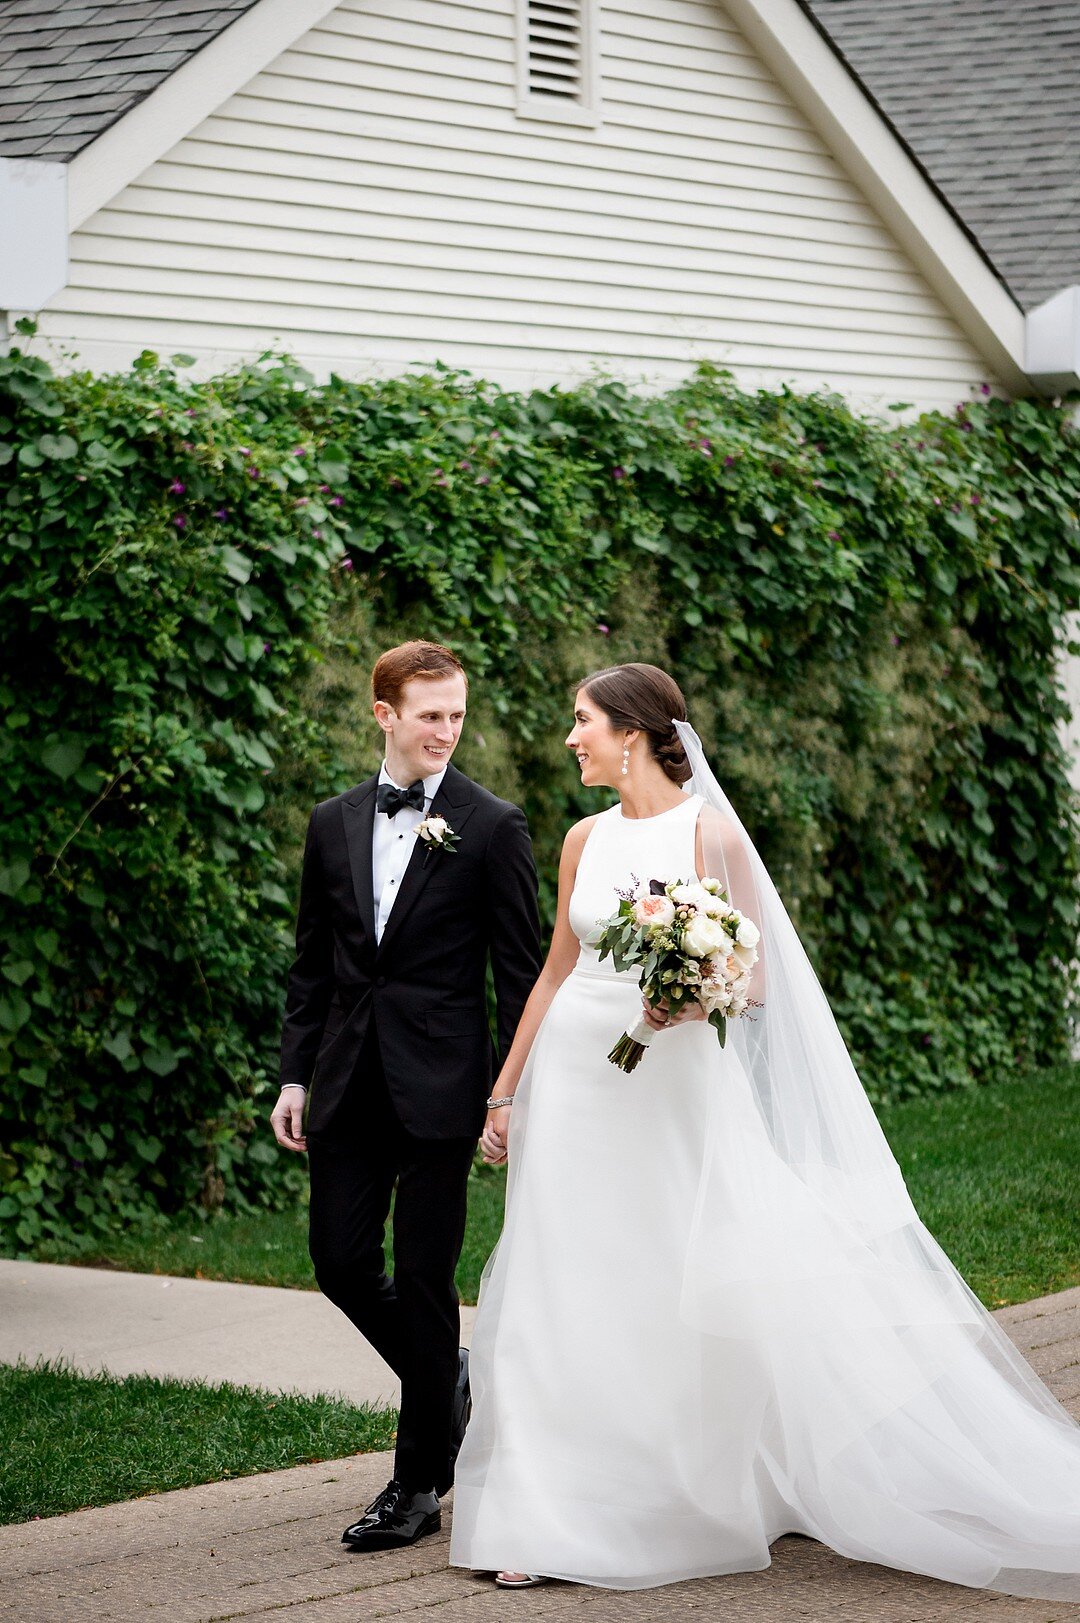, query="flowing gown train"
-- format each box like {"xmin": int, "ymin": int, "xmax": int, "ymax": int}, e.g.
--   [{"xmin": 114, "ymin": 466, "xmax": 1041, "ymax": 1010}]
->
[{"xmin": 449, "ymin": 794, "xmax": 1080, "ymax": 1596}]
